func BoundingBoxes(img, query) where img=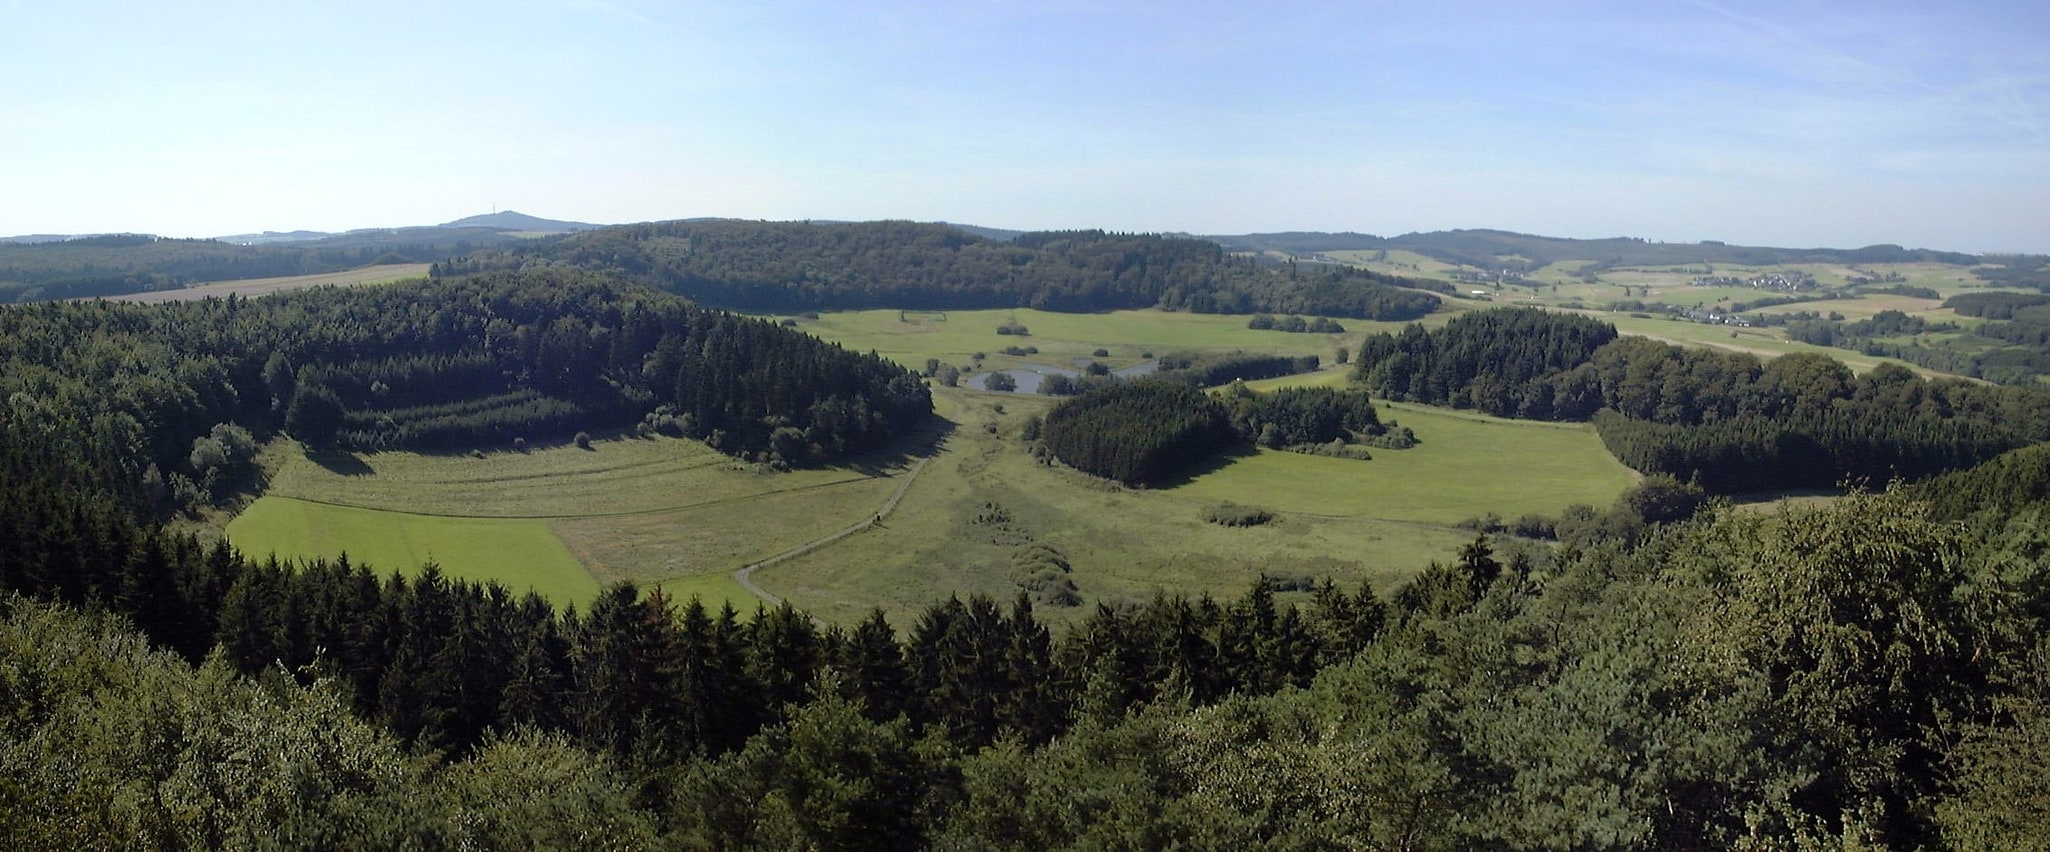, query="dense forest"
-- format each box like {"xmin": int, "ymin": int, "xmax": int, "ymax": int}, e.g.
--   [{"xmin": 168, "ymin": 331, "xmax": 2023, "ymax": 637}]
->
[
  {"xmin": 1353, "ymin": 308, "xmax": 2050, "ymax": 492},
  {"xmin": 0, "ymin": 269, "xmax": 929, "ymax": 515},
  {"xmin": 1033, "ymin": 380, "xmax": 1387, "ymax": 484},
  {"xmin": 1212, "ymin": 227, "xmax": 1985, "ymax": 273},
  {"xmin": 0, "ymin": 230, "xmax": 527, "ymax": 302},
  {"xmin": 433, "ymin": 220, "xmax": 1449, "ymax": 319},
  {"xmin": 1781, "ymin": 295, "xmax": 2050, "ymax": 384},
  {"xmin": 1034, "ymin": 381, "xmax": 1238, "ymax": 485},
  {"xmin": 1152, "ymin": 350, "xmax": 1323, "ymax": 387}
]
